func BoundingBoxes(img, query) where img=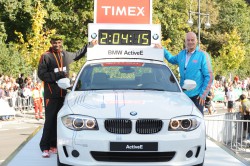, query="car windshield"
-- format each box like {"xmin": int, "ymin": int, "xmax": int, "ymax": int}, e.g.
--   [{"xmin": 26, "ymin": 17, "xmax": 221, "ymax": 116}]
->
[{"xmin": 75, "ymin": 62, "xmax": 180, "ymax": 92}]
